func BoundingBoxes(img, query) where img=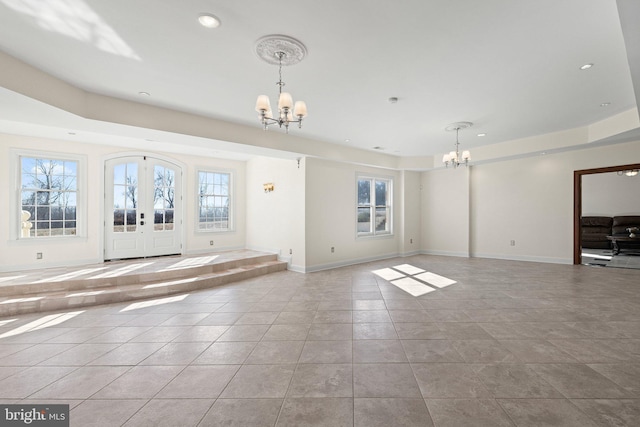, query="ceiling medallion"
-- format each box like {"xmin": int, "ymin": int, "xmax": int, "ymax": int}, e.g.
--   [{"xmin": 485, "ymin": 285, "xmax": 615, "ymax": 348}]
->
[{"xmin": 255, "ymin": 35, "xmax": 307, "ymax": 66}]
